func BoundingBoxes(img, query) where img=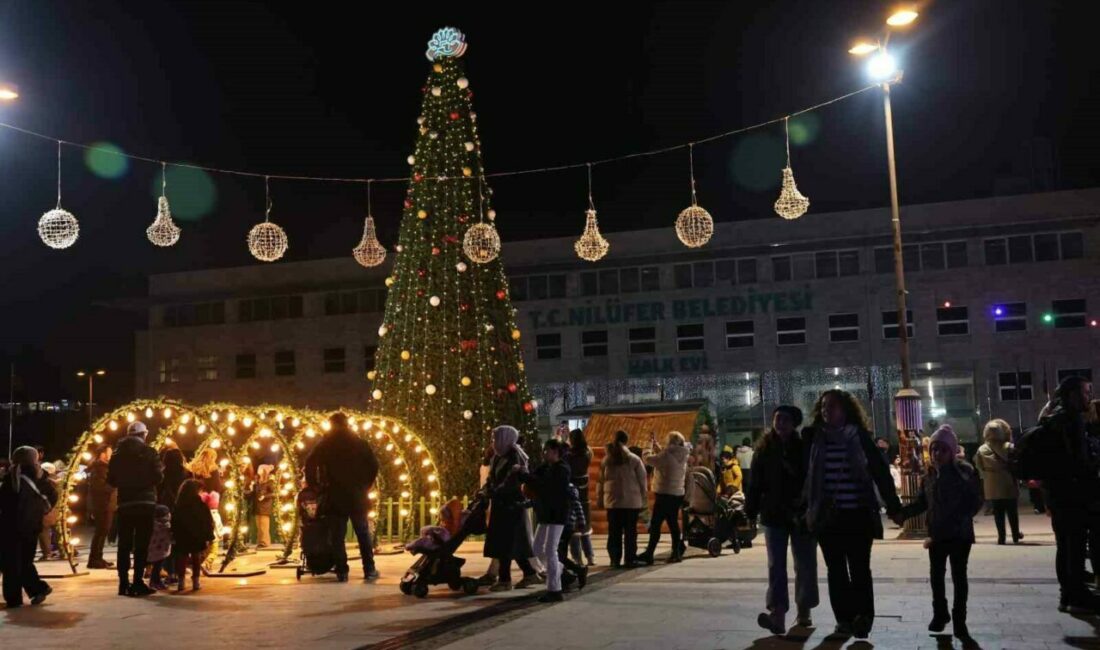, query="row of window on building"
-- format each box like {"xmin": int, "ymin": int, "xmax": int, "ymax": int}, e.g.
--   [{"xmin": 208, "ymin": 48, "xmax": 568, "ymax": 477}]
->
[
  {"xmin": 532, "ymin": 299, "xmax": 1090, "ymax": 359},
  {"xmin": 157, "ymin": 346, "xmax": 378, "ymax": 383},
  {"xmin": 997, "ymin": 369, "xmax": 1093, "ymax": 402},
  {"xmin": 162, "ymin": 290, "xmax": 387, "ymax": 328},
  {"xmin": 509, "ymin": 231, "xmax": 1086, "ymax": 301}
]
